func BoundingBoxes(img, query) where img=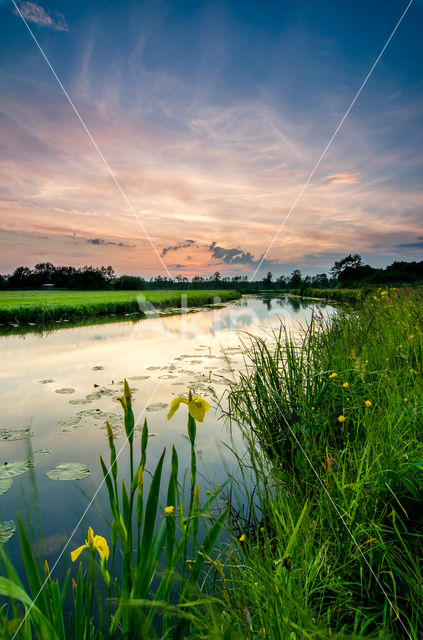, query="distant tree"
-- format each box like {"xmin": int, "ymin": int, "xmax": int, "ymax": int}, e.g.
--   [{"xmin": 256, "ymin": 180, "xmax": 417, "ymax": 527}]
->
[
  {"xmin": 114, "ymin": 275, "xmax": 145, "ymax": 290},
  {"xmin": 311, "ymin": 273, "xmax": 329, "ymax": 288},
  {"xmin": 330, "ymin": 254, "xmax": 363, "ymax": 279},
  {"xmin": 288, "ymin": 269, "xmax": 302, "ymax": 289},
  {"xmin": 276, "ymin": 275, "xmax": 288, "ymax": 289},
  {"xmin": 262, "ymin": 271, "xmax": 273, "ymax": 288},
  {"xmin": 33, "ymin": 262, "xmax": 56, "ymax": 285},
  {"xmin": 9, "ymin": 266, "xmax": 35, "ymax": 288}
]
